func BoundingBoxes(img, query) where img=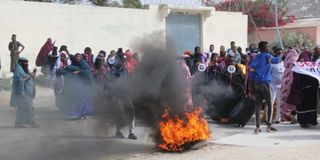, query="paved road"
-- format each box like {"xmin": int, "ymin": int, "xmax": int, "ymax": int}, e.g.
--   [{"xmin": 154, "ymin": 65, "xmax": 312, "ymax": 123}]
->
[{"xmin": 0, "ymin": 87, "xmax": 319, "ymax": 160}]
